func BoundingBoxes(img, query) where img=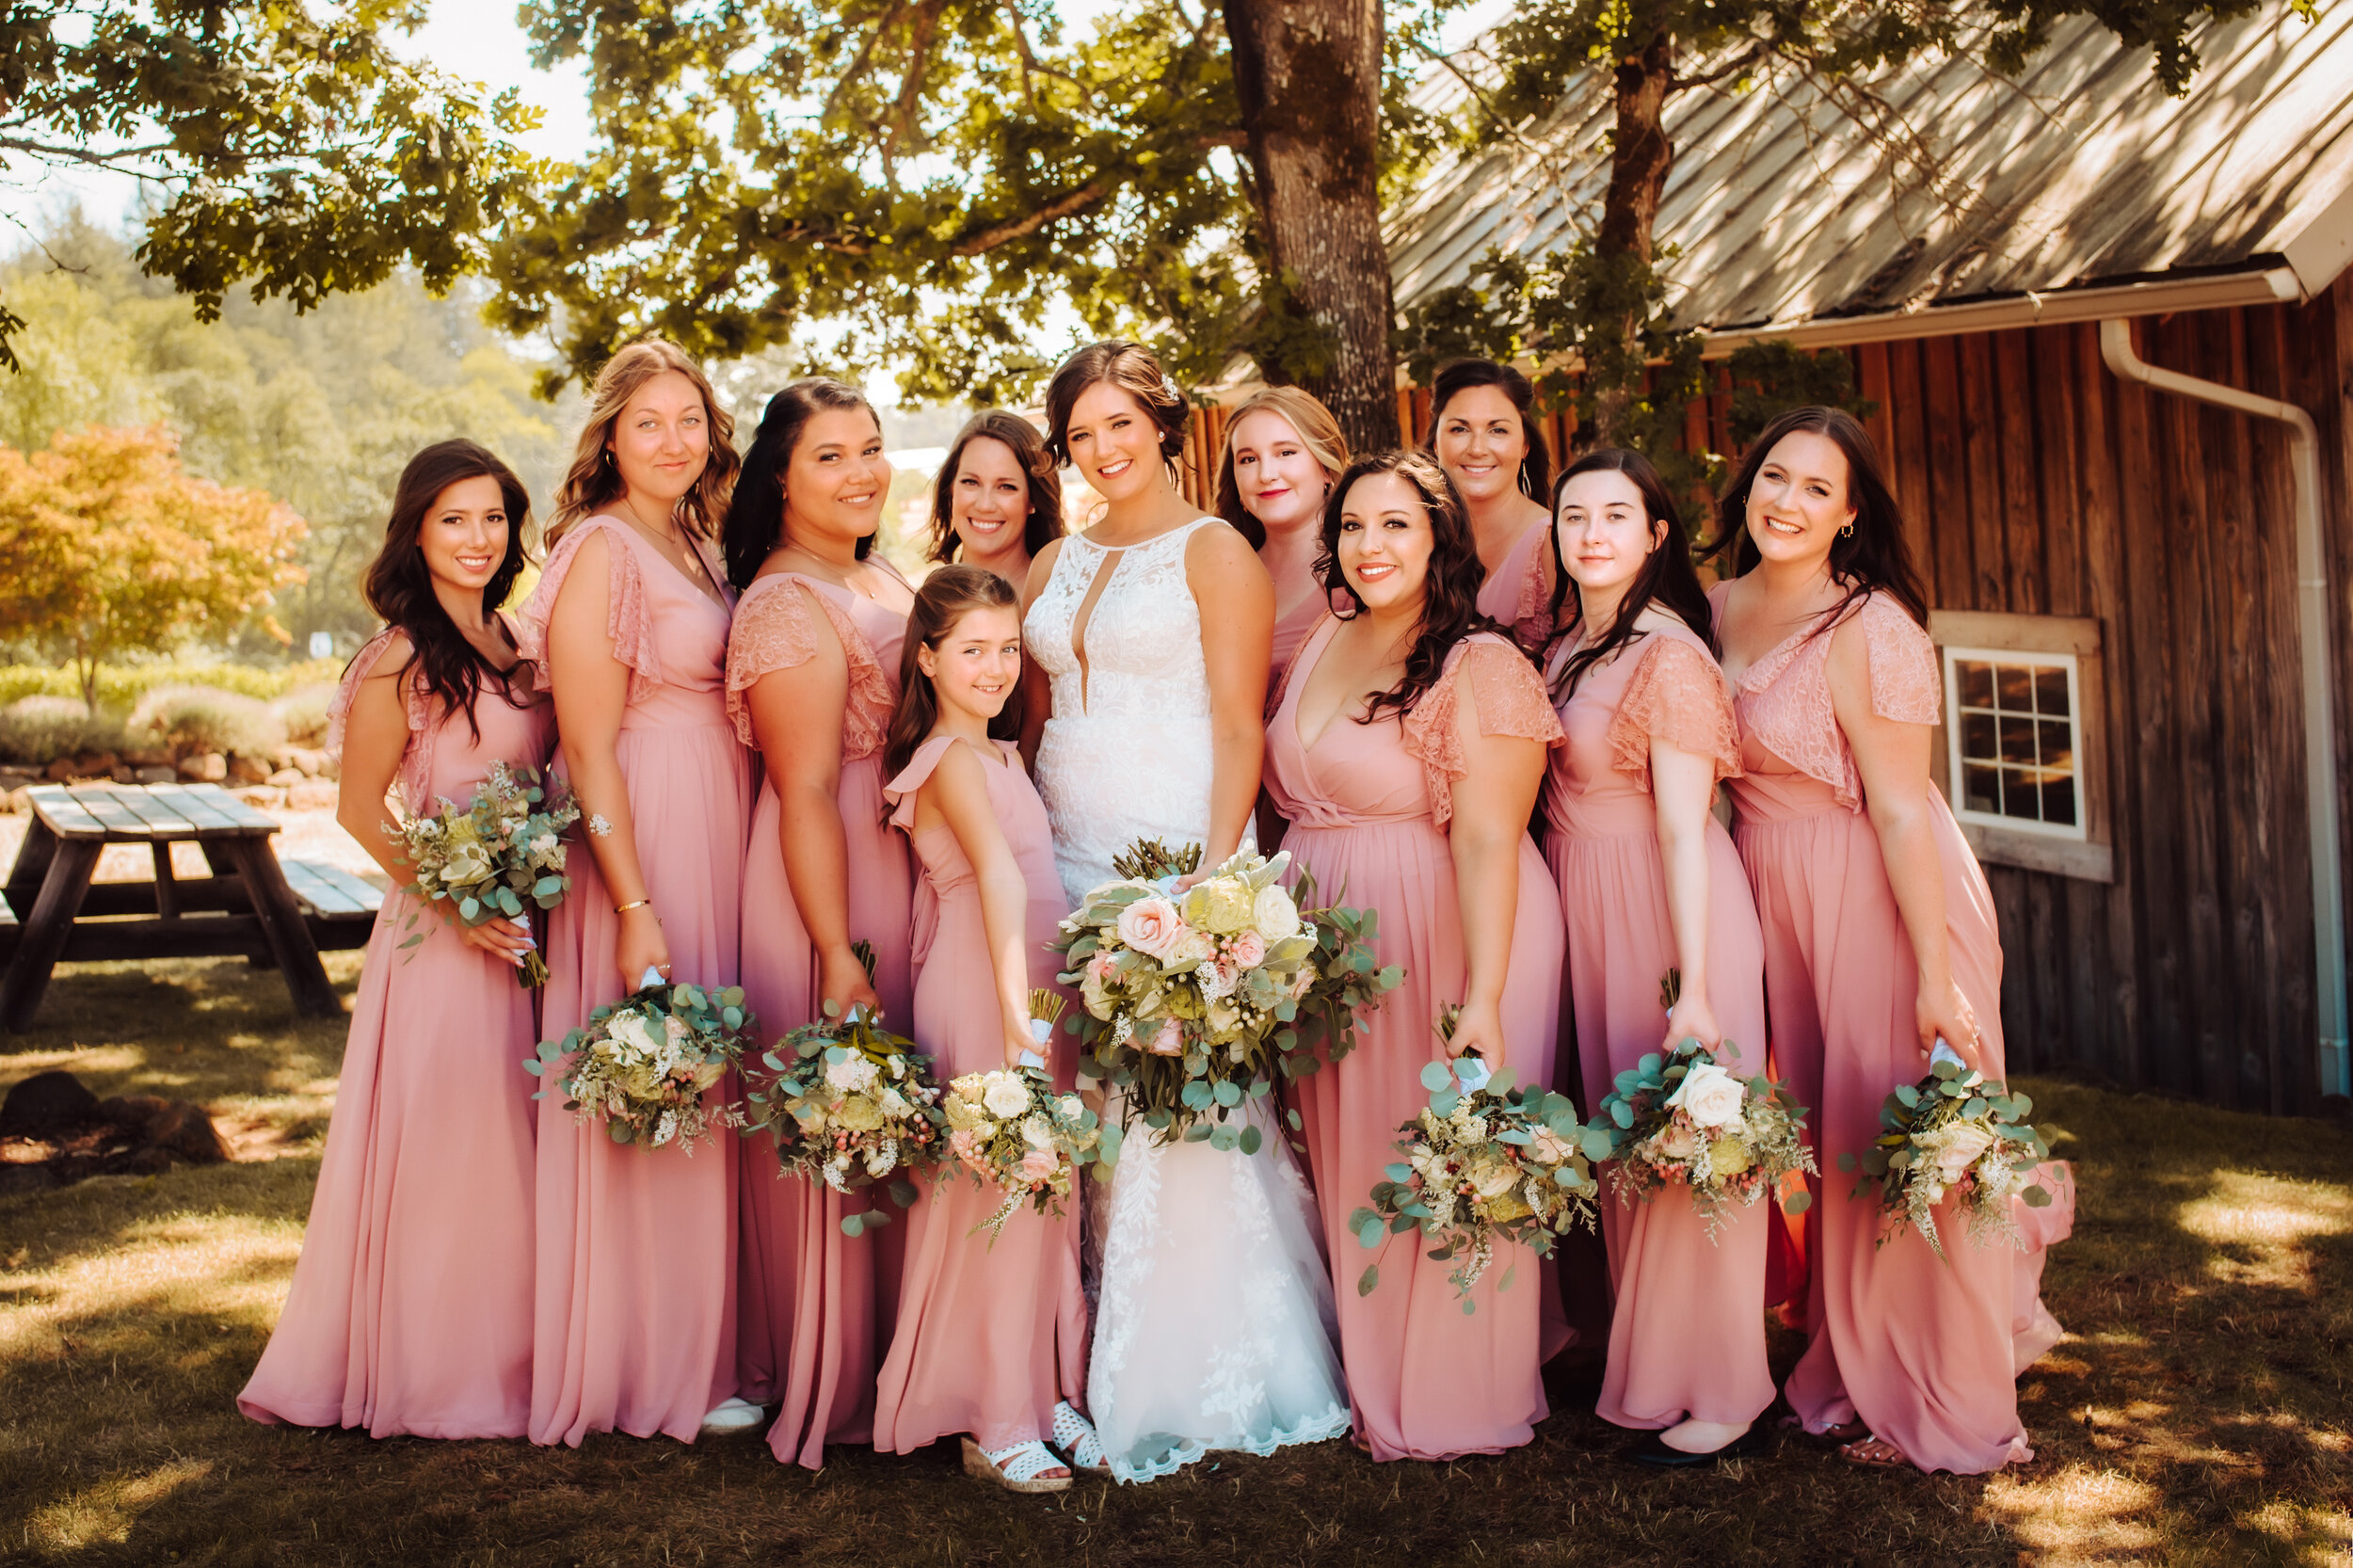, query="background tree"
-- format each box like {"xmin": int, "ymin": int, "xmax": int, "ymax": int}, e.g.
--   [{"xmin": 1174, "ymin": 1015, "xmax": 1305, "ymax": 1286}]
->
[
  {"xmin": 0, "ymin": 425, "xmax": 306, "ymax": 712},
  {"xmin": 0, "ymin": 0, "xmax": 538, "ymax": 372}
]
